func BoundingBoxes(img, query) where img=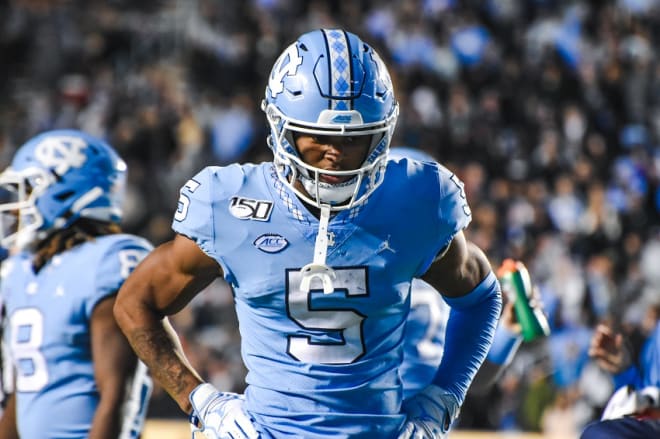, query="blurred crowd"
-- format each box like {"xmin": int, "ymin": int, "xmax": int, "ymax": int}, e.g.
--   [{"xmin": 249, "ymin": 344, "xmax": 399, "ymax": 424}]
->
[{"xmin": 2, "ymin": 0, "xmax": 660, "ymax": 436}]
